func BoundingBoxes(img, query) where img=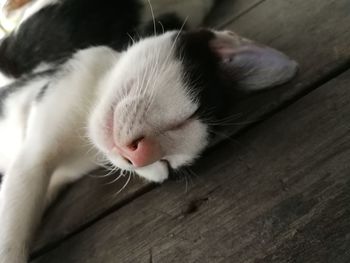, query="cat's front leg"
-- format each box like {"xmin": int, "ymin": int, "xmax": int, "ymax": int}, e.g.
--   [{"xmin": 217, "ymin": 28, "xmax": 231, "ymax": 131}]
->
[{"xmin": 0, "ymin": 149, "xmax": 54, "ymax": 263}]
